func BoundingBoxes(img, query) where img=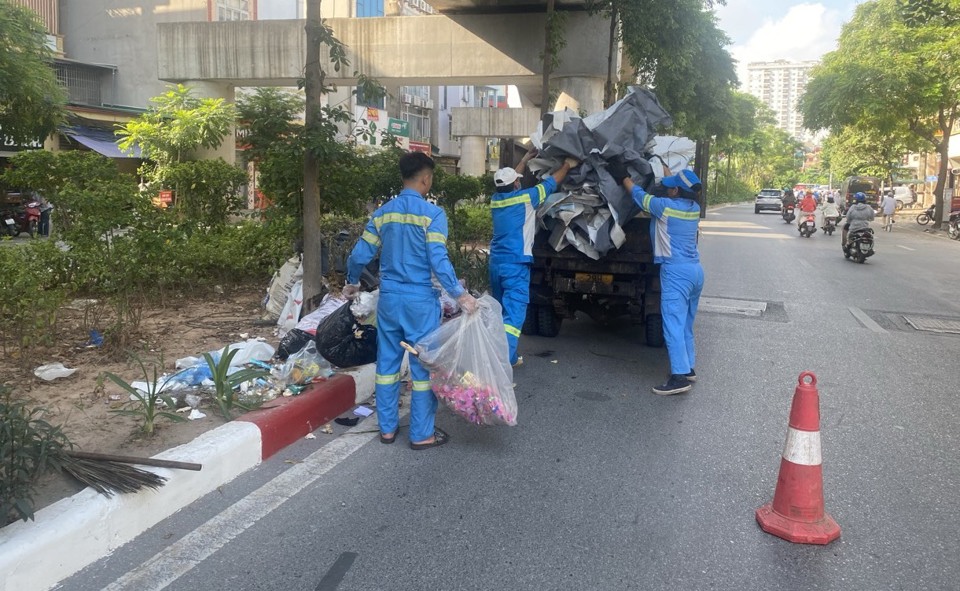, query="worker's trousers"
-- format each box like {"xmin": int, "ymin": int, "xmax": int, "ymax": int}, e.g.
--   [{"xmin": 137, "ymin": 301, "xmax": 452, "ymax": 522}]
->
[
  {"xmin": 660, "ymin": 262, "xmax": 704, "ymax": 376},
  {"xmin": 489, "ymin": 261, "xmax": 530, "ymax": 365},
  {"xmin": 374, "ymin": 290, "xmax": 441, "ymax": 443}
]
